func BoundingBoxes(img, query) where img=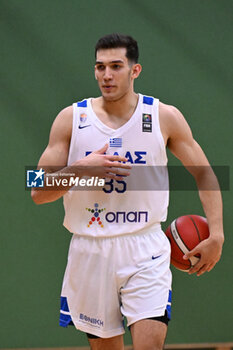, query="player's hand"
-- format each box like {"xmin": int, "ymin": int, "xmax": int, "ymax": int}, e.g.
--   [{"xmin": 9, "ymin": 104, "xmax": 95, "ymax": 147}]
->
[
  {"xmin": 183, "ymin": 235, "xmax": 224, "ymax": 276},
  {"xmin": 73, "ymin": 144, "xmax": 131, "ymax": 180}
]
